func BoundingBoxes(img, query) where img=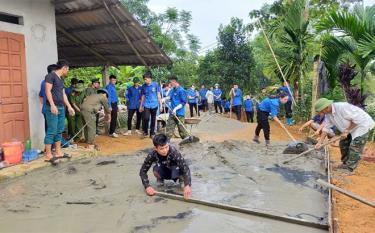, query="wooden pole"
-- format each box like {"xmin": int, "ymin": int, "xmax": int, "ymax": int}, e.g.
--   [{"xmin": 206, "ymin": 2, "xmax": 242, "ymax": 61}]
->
[
  {"xmin": 257, "ymin": 20, "xmax": 297, "ymax": 106},
  {"xmin": 317, "ymin": 179, "xmax": 375, "ymax": 208},
  {"xmin": 155, "ymin": 191, "xmax": 328, "ymax": 230}
]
